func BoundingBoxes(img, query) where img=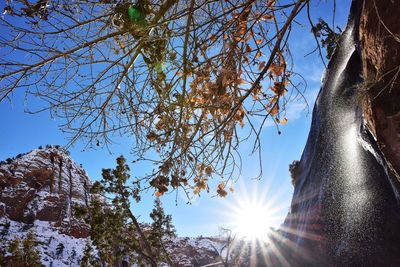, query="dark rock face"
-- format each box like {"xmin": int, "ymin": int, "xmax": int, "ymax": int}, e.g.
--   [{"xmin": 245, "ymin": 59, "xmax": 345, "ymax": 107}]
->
[
  {"xmin": 0, "ymin": 146, "xmax": 91, "ymax": 238},
  {"xmin": 282, "ymin": 1, "xmax": 400, "ymax": 266},
  {"xmin": 360, "ymin": 0, "xmax": 400, "ymax": 182}
]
